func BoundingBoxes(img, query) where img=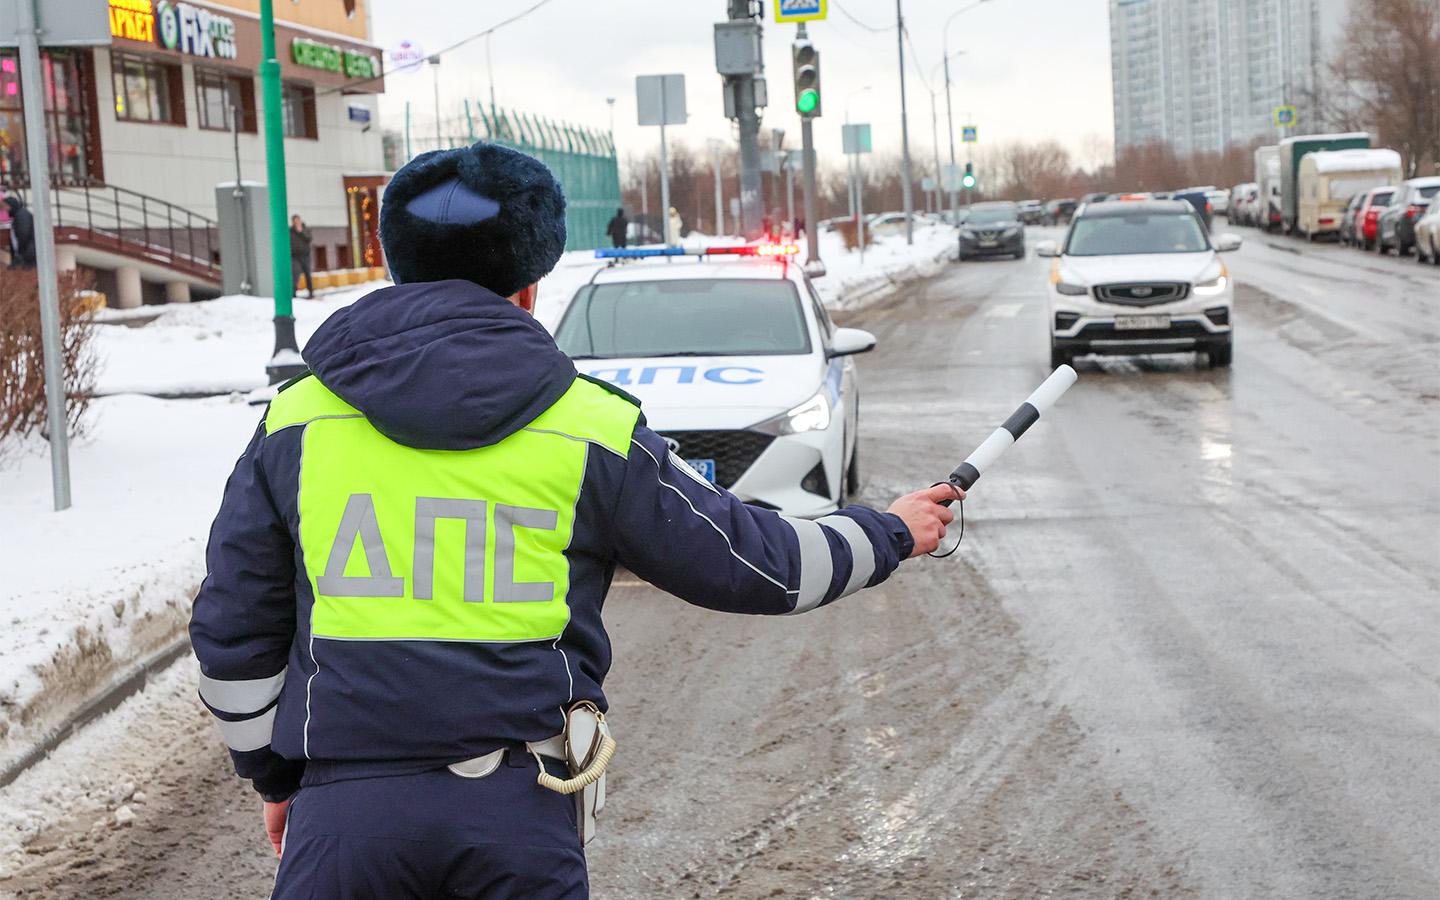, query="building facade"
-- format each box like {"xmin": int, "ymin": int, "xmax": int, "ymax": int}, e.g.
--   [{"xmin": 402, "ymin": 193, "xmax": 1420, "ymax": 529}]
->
[
  {"xmin": 1109, "ymin": 0, "xmax": 1347, "ymax": 157},
  {"xmin": 1, "ymin": 0, "xmax": 387, "ymax": 304}
]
